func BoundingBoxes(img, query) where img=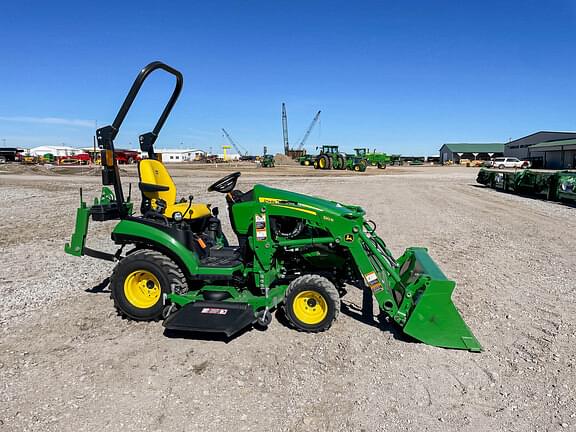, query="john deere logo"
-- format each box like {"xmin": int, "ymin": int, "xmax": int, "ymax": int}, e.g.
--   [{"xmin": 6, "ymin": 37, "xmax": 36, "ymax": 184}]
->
[{"xmin": 344, "ymin": 234, "xmax": 354, "ymax": 242}]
